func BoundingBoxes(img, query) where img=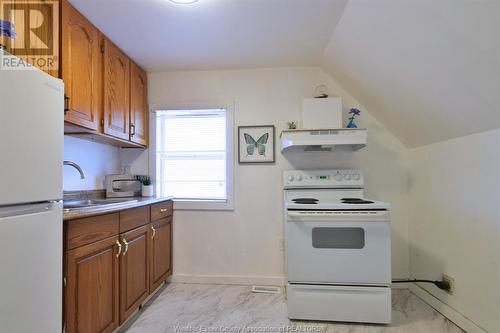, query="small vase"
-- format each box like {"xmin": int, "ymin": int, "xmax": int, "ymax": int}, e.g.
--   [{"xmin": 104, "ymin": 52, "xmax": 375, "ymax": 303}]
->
[{"xmin": 142, "ymin": 185, "xmax": 154, "ymax": 197}]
